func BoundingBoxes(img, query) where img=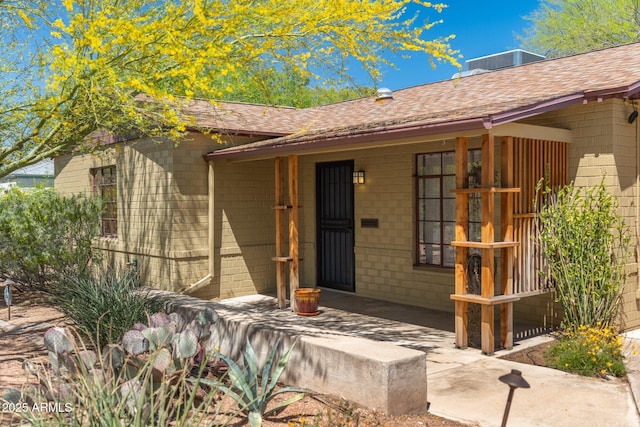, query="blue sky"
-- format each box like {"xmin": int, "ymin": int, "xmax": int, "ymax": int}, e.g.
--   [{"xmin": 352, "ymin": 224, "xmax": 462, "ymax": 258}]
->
[{"xmin": 372, "ymin": 0, "xmax": 541, "ymax": 89}]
